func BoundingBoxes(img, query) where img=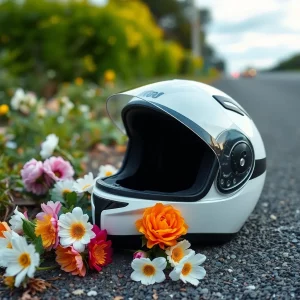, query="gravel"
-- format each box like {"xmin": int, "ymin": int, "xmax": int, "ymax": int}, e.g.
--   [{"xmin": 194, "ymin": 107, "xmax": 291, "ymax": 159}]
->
[{"xmin": 1, "ymin": 75, "xmax": 300, "ymax": 299}]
